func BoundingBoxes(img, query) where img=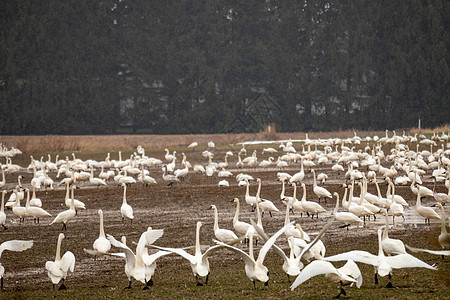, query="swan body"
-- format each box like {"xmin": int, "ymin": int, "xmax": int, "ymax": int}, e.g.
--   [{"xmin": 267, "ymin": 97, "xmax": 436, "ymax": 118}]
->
[
  {"xmin": 12, "ymin": 189, "xmax": 28, "ymax": 222},
  {"xmin": 299, "ymin": 183, "xmax": 326, "ymax": 218},
  {"xmin": 64, "ymin": 183, "xmax": 86, "ymax": 211},
  {"xmin": 108, "ymin": 228, "xmax": 169, "ymax": 288},
  {"xmin": 289, "ymin": 157, "xmax": 305, "ymax": 184},
  {"xmin": 332, "ymin": 192, "xmax": 363, "ymax": 229},
  {"xmin": 24, "ymin": 188, "xmax": 51, "ymax": 222},
  {"xmin": 50, "ymin": 189, "xmax": 76, "ymax": 230},
  {"xmin": 415, "ymin": 186, "xmax": 441, "ymax": 224},
  {"xmin": 381, "ymin": 209, "xmax": 406, "ymax": 255},
  {"xmin": 311, "ymin": 169, "xmax": 332, "ymax": 201},
  {"xmin": 45, "ymin": 233, "xmax": 75, "ymax": 290},
  {"xmin": 437, "ymin": 203, "xmax": 450, "ymax": 250},
  {"xmin": 209, "ymin": 205, "xmax": 238, "ymax": 243},
  {"xmin": 214, "ymin": 220, "xmax": 294, "ymax": 288},
  {"xmin": 89, "ymin": 167, "xmax": 107, "ymax": 187},
  {"xmin": 120, "ymin": 183, "xmax": 134, "ymax": 223},
  {"xmin": 93, "ymin": 209, "xmax": 111, "ymax": 254},
  {"xmin": 231, "ymin": 198, "xmax": 251, "ymax": 237},
  {"xmin": 148, "ymin": 221, "xmax": 225, "ymax": 286}
]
